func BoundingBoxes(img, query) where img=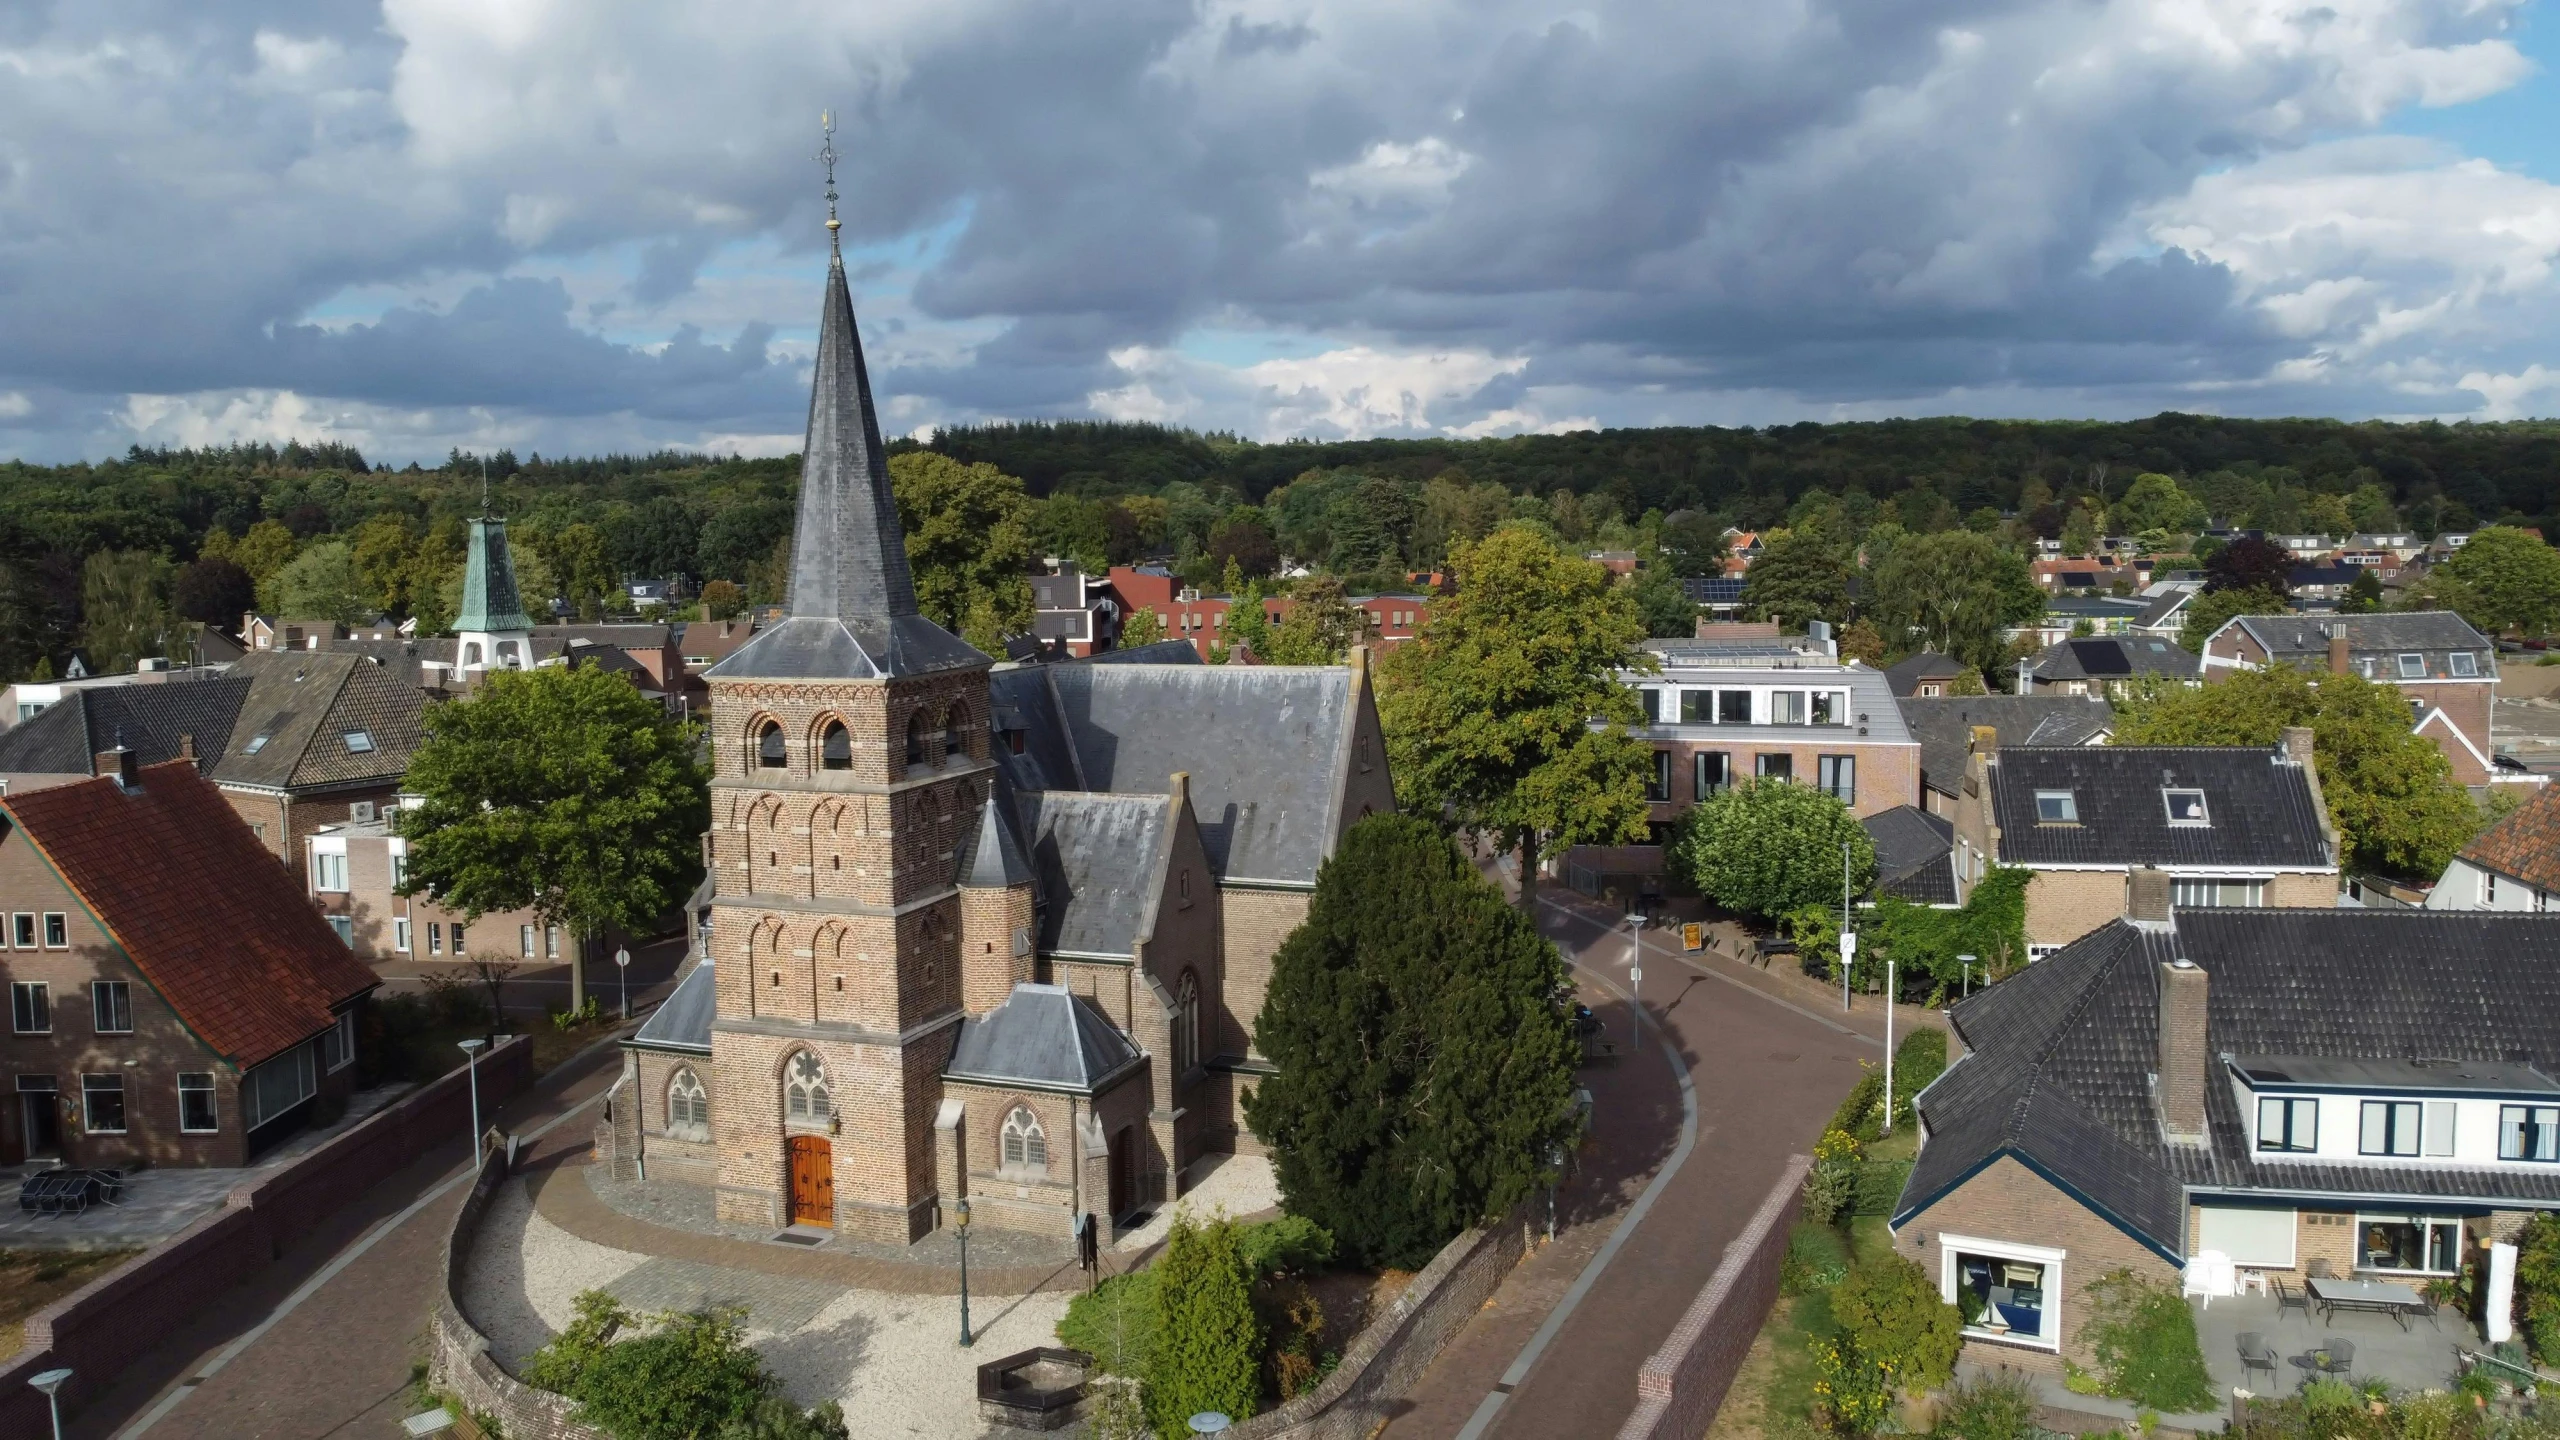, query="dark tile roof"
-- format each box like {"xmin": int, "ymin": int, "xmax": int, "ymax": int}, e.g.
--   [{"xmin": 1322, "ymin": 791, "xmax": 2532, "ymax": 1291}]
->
[
  {"xmin": 1865, "ymin": 805, "xmax": 1957, "ymax": 905},
  {"xmin": 1990, "ymin": 745, "xmax": 2330, "ymax": 869},
  {"xmin": 2023, "ymin": 636, "xmax": 2196, "ymax": 683},
  {"xmin": 2132, "ymin": 590, "xmax": 2193, "ymax": 629},
  {"xmin": 2227, "ymin": 612, "xmax": 2494, "ymax": 679},
  {"xmin": 215, "ymin": 652, "xmax": 424, "ymax": 791},
  {"xmin": 1, "ymin": 761, "xmax": 378, "ymax": 1067},
  {"xmin": 1020, "ymin": 792, "xmax": 1170, "ymax": 957},
  {"xmin": 989, "ymin": 661, "xmax": 1357, "ymax": 887},
  {"xmin": 1902, "ymin": 911, "xmax": 2560, "ymax": 1258},
  {"xmin": 0, "ymin": 677, "xmax": 250, "ymax": 777},
  {"xmin": 2458, "ymin": 783, "xmax": 2560, "ymax": 893},
  {"xmin": 1885, "ymin": 652, "xmax": 1967, "ymax": 696},
  {"xmin": 945, "ymin": 983, "xmax": 1144, "ymax": 1094},
  {"xmin": 629, "ymin": 959, "xmax": 715, "ymax": 1052},
  {"xmin": 1896, "ymin": 696, "xmax": 2114, "ymax": 799}
]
